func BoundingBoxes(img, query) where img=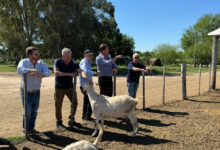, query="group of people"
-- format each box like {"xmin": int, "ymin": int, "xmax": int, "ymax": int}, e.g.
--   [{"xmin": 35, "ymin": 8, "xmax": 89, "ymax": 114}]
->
[{"xmin": 17, "ymin": 44, "xmax": 152, "ymax": 134}]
